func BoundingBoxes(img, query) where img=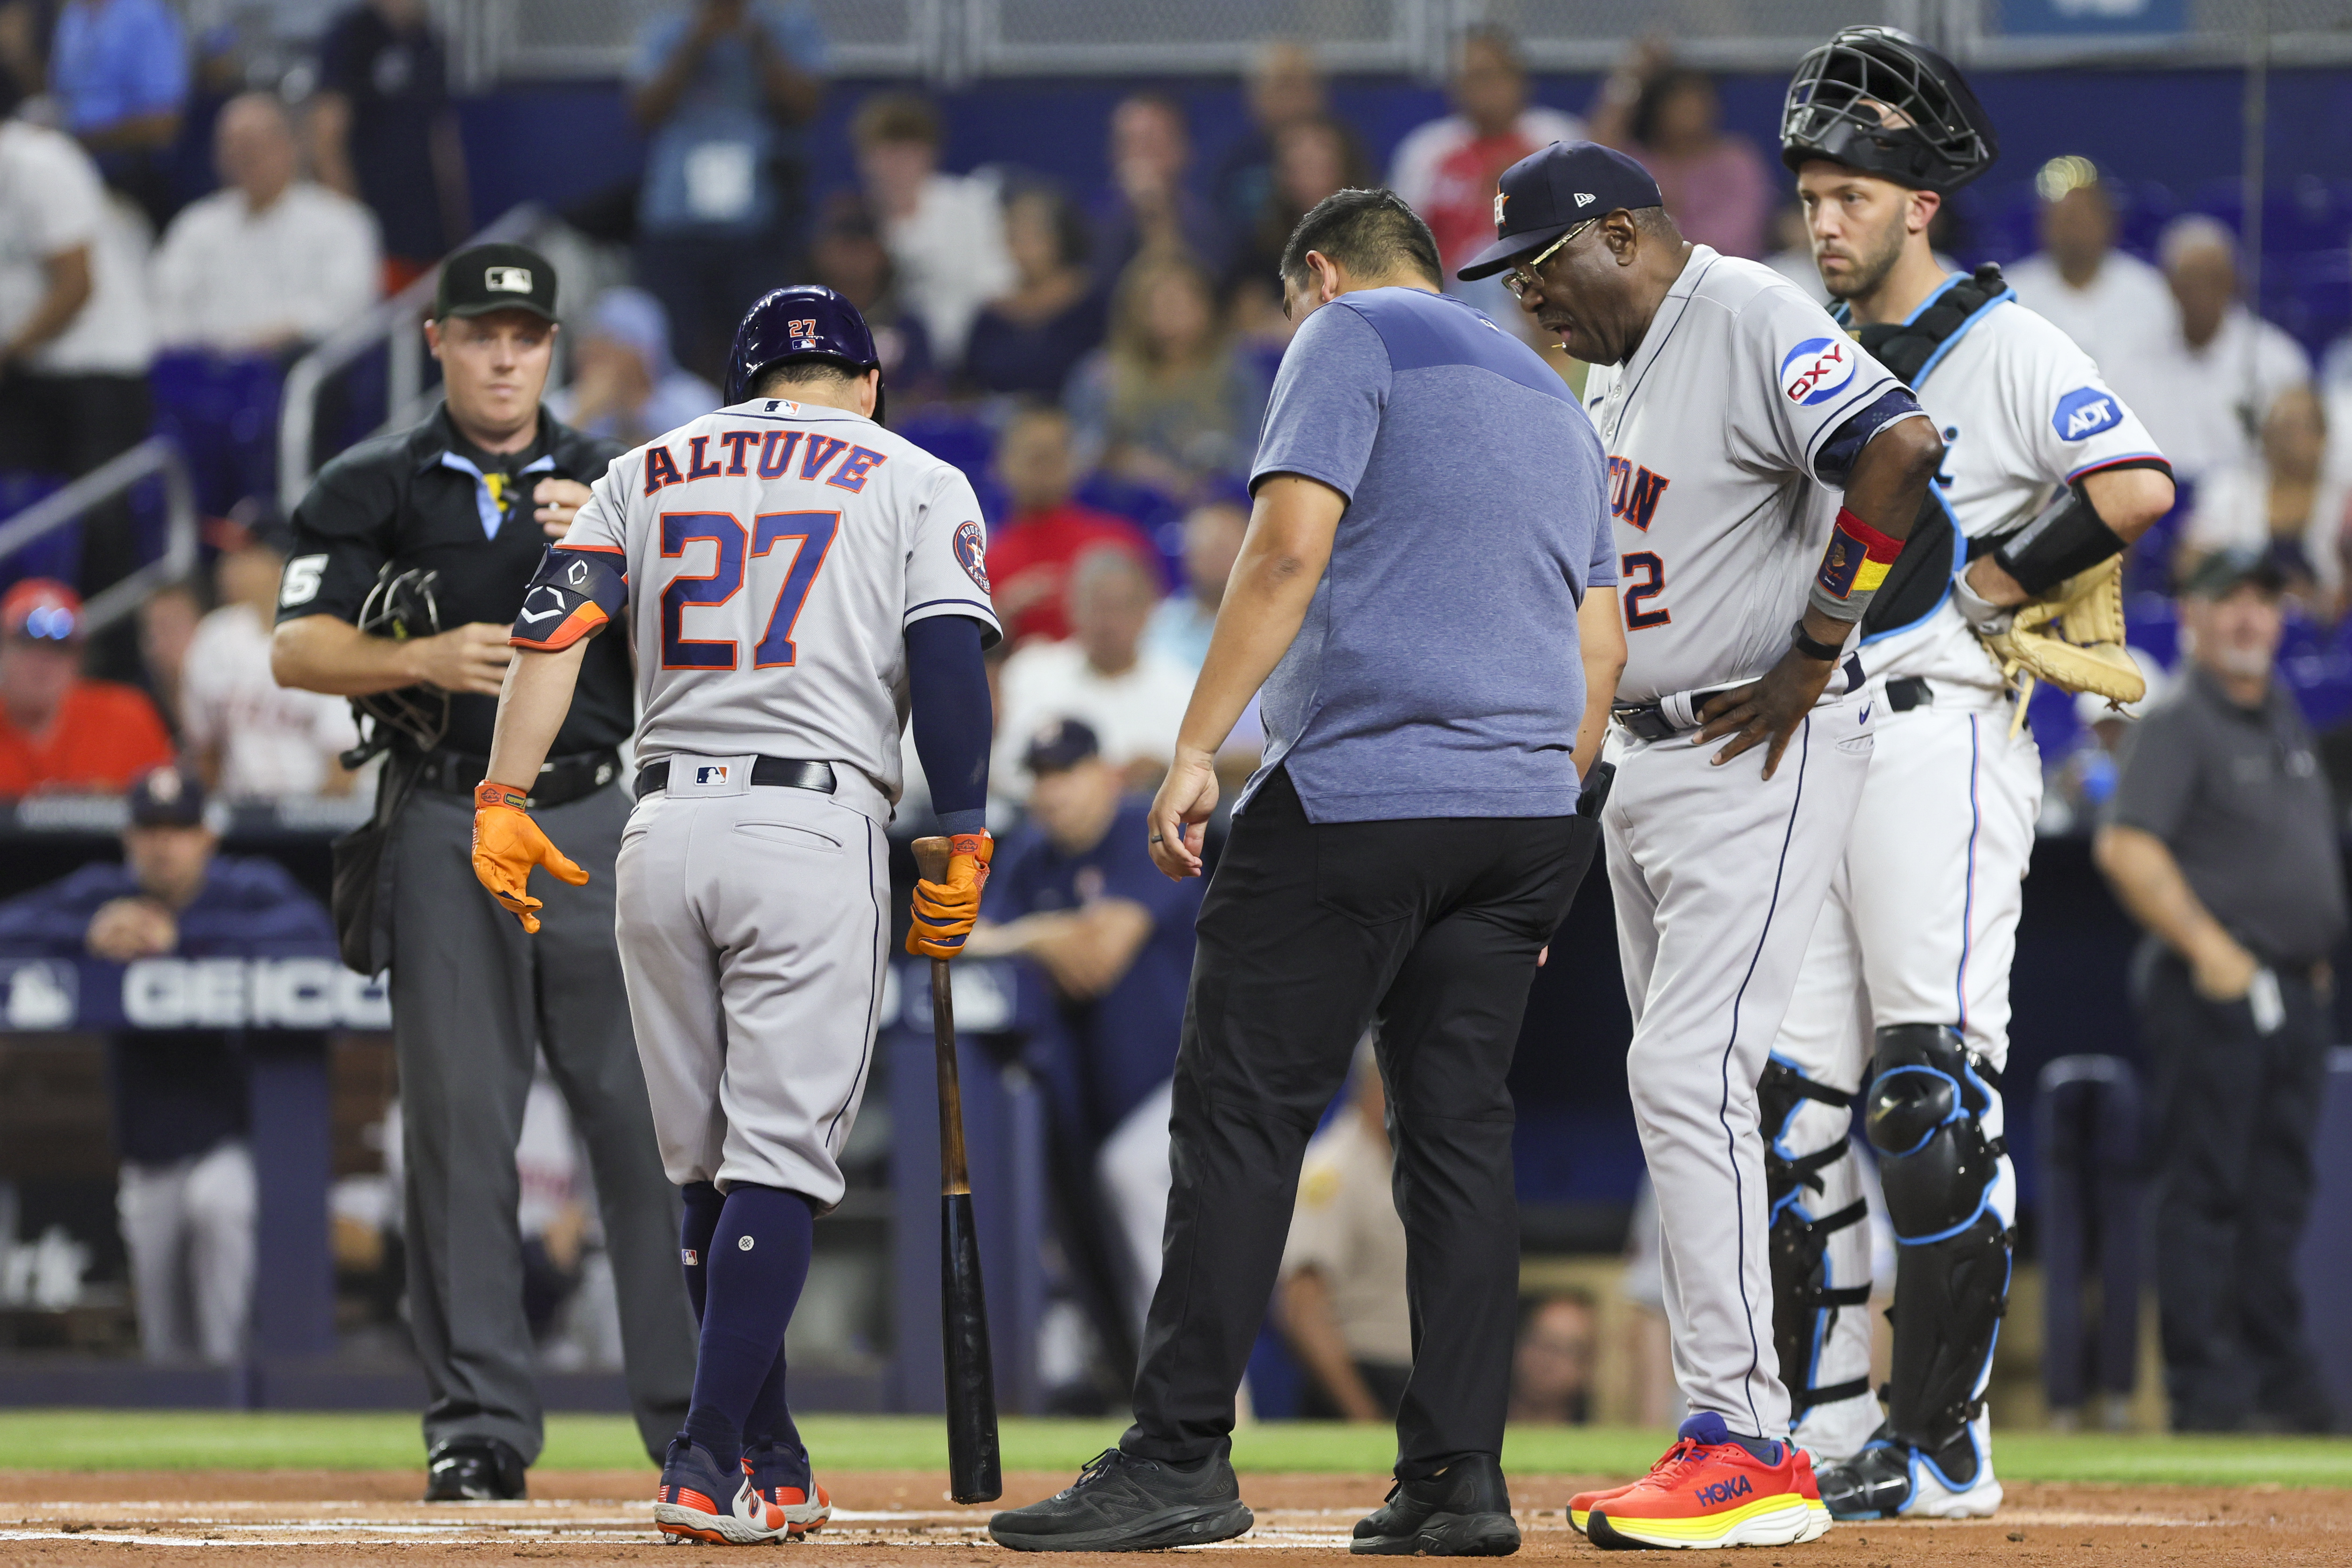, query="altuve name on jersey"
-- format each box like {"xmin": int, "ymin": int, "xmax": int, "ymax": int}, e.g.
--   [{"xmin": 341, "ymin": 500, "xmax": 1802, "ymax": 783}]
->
[{"xmin": 642, "ymin": 430, "xmax": 890, "ymax": 497}]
